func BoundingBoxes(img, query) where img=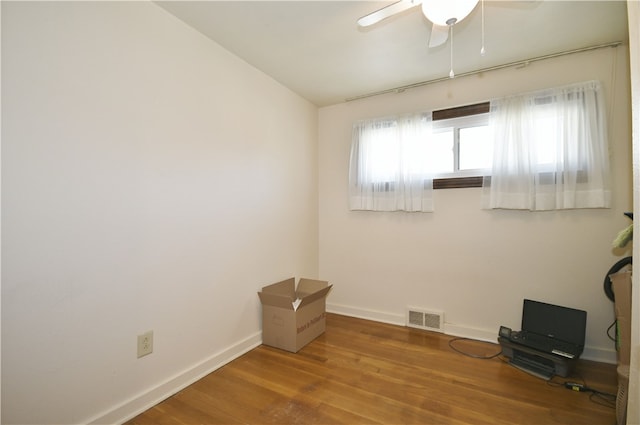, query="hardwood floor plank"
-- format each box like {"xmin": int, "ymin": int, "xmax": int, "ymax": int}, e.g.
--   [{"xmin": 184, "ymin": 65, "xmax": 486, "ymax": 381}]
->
[{"xmin": 125, "ymin": 313, "xmax": 617, "ymax": 424}]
